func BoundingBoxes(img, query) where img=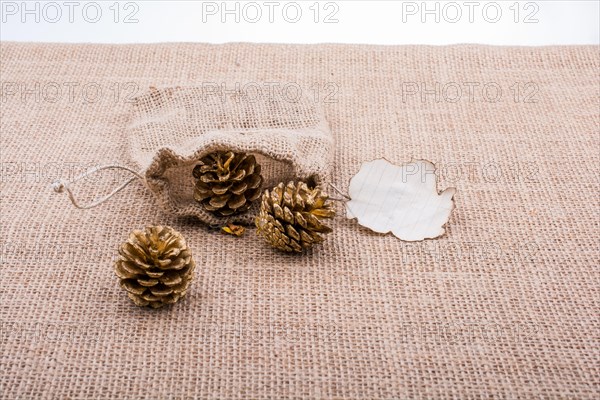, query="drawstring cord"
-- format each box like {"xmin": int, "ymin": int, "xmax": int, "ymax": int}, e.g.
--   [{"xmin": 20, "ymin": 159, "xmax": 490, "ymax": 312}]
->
[
  {"xmin": 328, "ymin": 182, "xmax": 351, "ymax": 202},
  {"xmin": 52, "ymin": 166, "xmax": 347, "ymax": 209},
  {"xmin": 52, "ymin": 165, "xmax": 143, "ymax": 209}
]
